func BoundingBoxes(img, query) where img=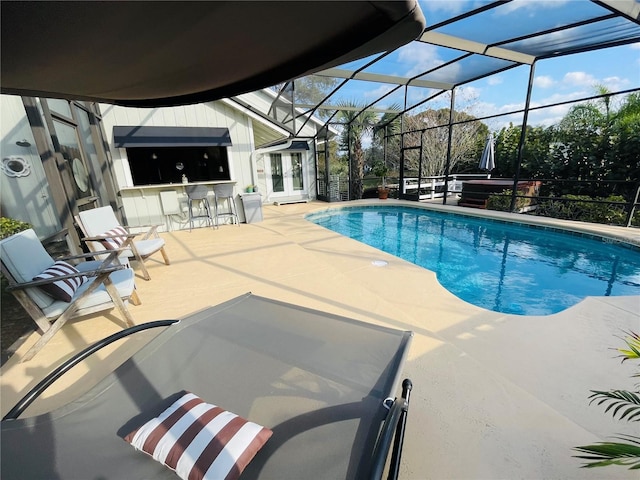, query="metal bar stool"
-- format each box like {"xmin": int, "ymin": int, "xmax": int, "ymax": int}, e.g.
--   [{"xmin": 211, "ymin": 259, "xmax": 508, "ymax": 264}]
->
[
  {"xmin": 185, "ymin": 185, "xmax": 216, "ymax": 231},
  {"xmin": 212, "ymin": 183, "xmax": 239, "ymax": 226}
]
